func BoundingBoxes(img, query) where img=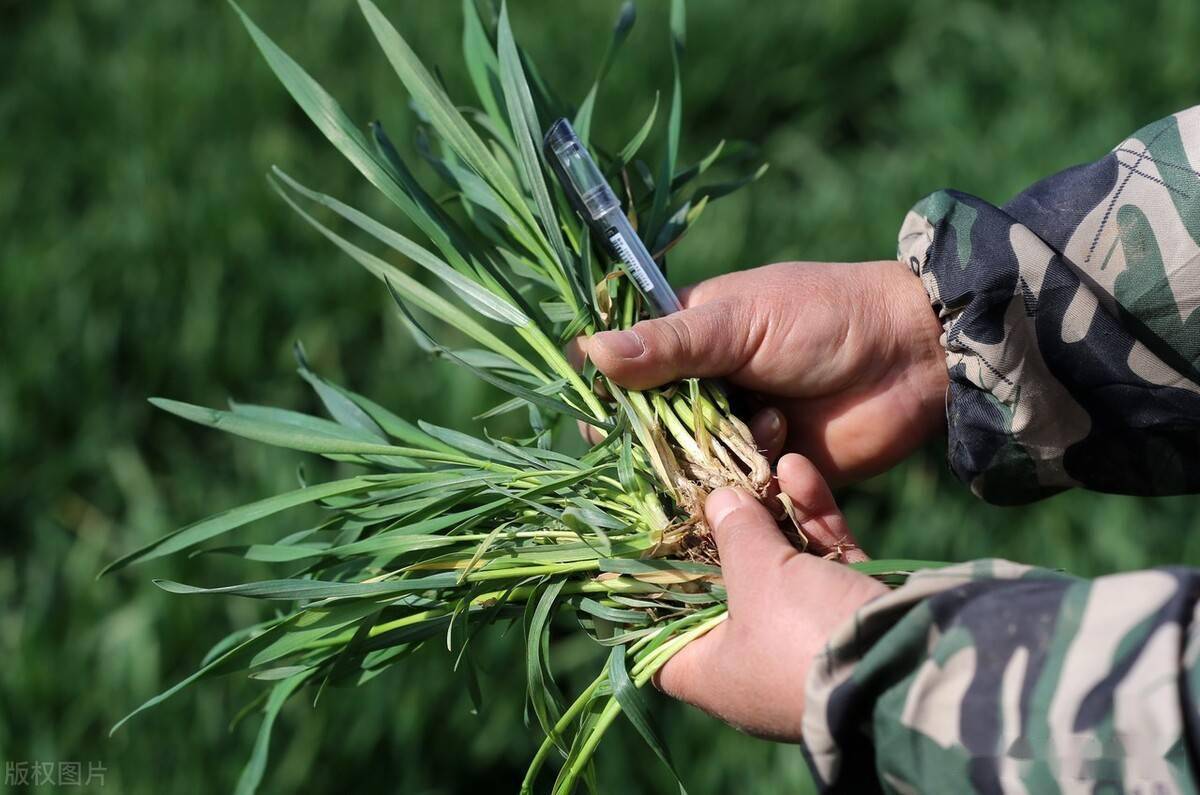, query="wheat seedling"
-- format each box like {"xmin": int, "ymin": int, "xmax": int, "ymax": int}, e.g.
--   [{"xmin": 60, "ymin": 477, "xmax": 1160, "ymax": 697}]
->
[{"xmin": 105, "ymin": 2, "xmax": 938, "ymax": 791}]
